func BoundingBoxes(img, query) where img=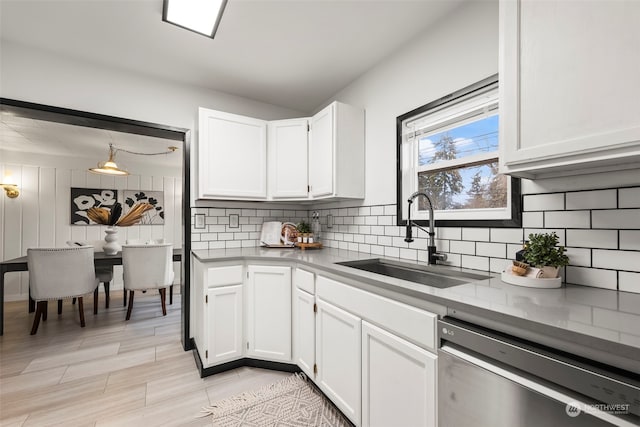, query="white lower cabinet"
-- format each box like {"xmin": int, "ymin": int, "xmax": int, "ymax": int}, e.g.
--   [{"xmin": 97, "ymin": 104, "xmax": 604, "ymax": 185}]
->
[
  {"xmin": 246, "ymin": 265, "xmax": 292, "ymax": 362},
  {"xmin": 316, "ymin": 298, "xmax": 362, "ymax": 426},
  {"xmin": 206, "ymin": 284, "xmax": 243, "ymax": 365},
  {"xmin": 362, "ymin": 321, "xmax": 437, "ymax": 427},
  {"xmin": 293, "ymin": 287, "xmax": 315, "ymax": 378}
]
